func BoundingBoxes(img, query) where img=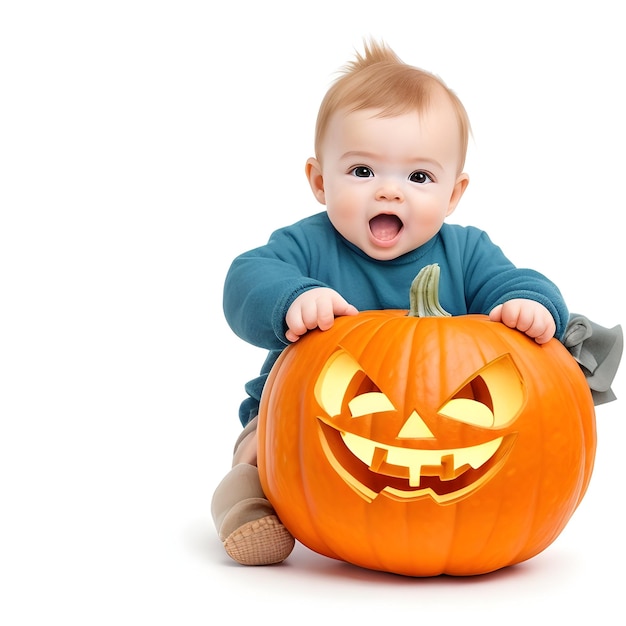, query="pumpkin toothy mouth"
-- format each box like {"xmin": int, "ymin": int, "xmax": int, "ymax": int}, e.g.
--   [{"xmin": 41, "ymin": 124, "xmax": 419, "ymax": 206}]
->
[{"xmin": 317, "ymin": 419, "xmax": 516, "ymax": 504}]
